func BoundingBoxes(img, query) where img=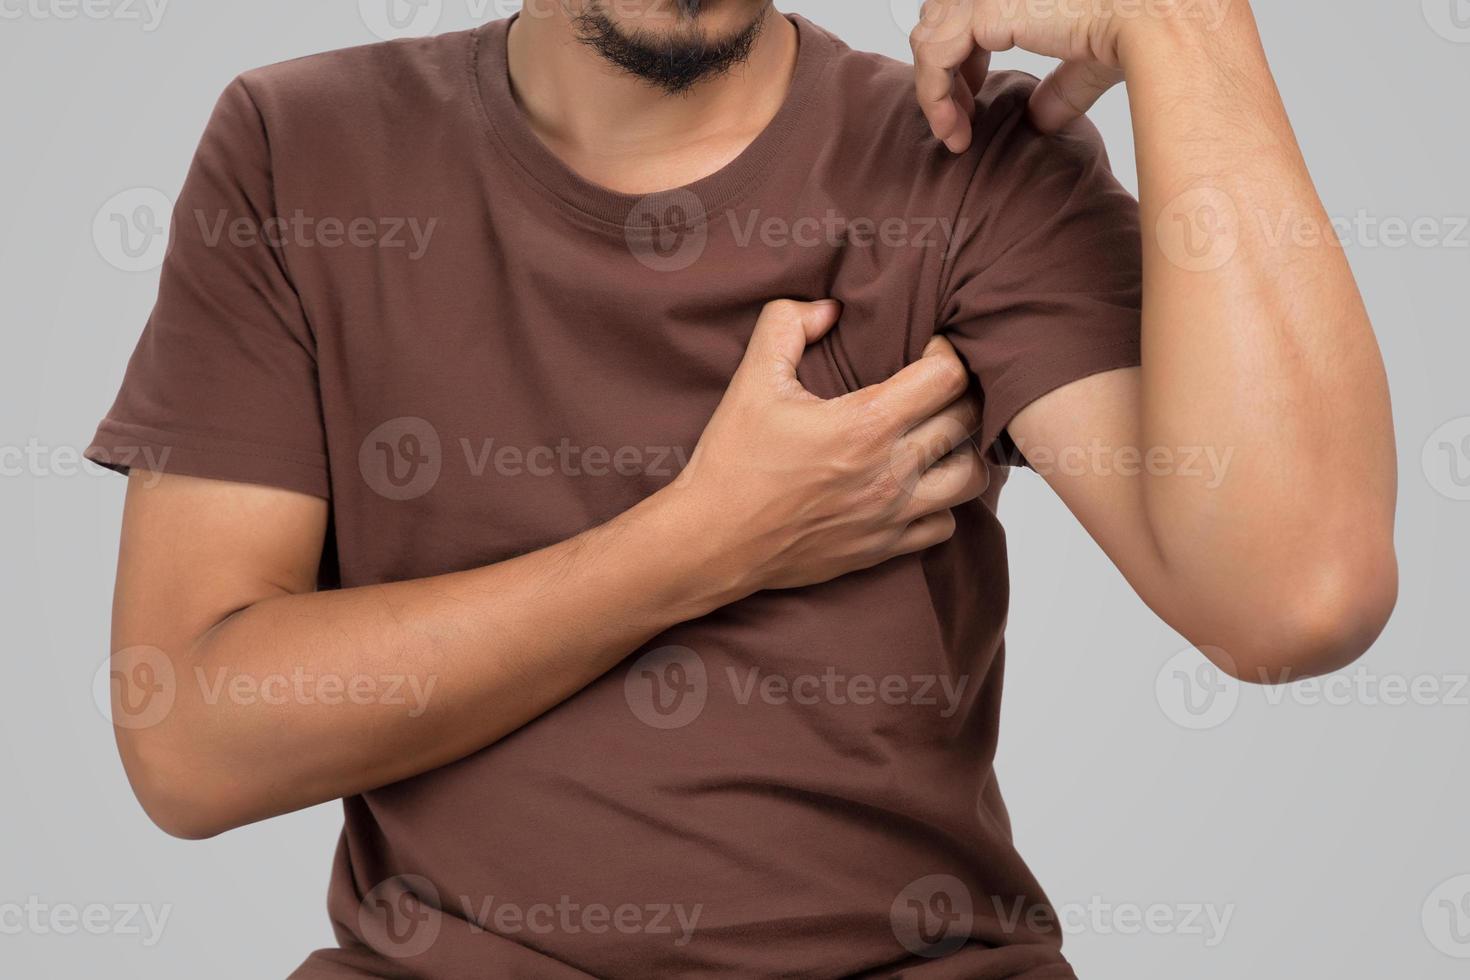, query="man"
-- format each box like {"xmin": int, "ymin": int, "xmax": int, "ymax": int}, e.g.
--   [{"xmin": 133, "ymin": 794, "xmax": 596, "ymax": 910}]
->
[{"xmin": 87, "ymin": 0, "xmax": 1397, "ymax": 976}]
